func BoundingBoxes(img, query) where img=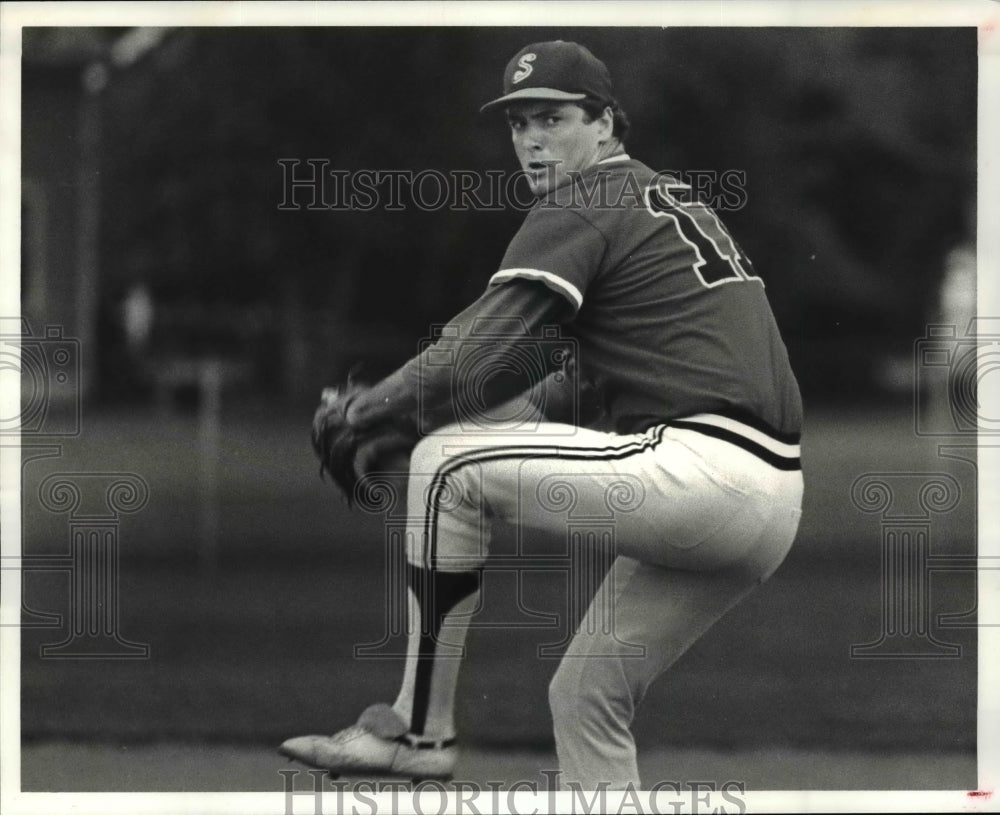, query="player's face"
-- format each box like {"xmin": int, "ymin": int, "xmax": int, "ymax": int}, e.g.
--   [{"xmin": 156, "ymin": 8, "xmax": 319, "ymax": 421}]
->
[{"xmin": 506, "ymin": 101, "xmax": 612, "ymax": 196}]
